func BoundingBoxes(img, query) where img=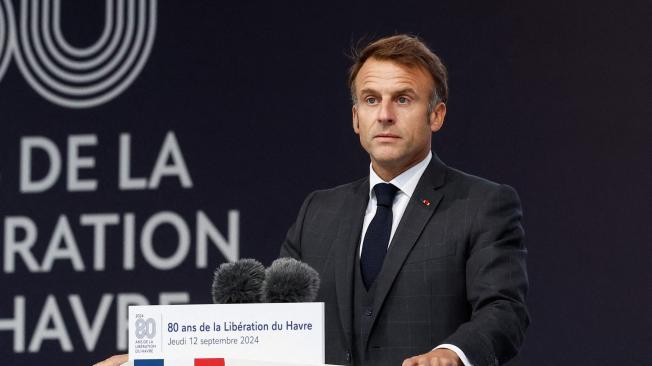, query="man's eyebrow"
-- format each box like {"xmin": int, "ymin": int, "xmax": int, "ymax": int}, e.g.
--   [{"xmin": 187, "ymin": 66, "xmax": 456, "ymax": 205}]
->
[
  {"xmin": 393, "ymin": 88, "xmax": 418, "ymax": 96},
  {"xmin": 358, "ymin": 88, "xmax": 378, "ymax": 96}
]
